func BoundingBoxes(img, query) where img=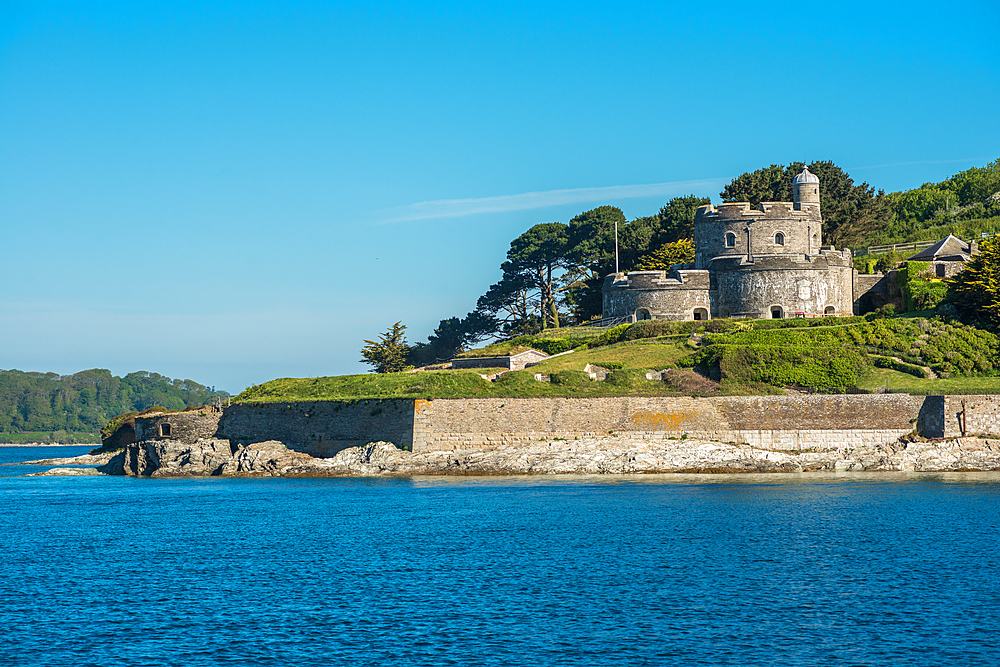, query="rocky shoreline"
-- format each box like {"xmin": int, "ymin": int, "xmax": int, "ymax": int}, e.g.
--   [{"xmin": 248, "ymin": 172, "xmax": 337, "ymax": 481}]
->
[{"xmin": 15, "ymin": 434, "xmax": 1000, "ymax": 477}]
